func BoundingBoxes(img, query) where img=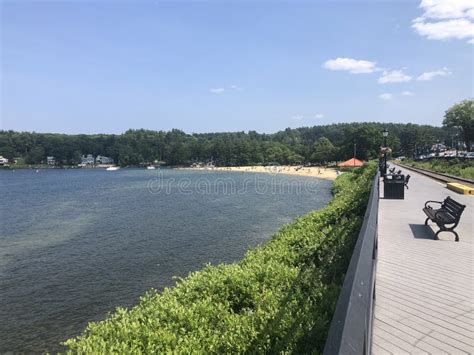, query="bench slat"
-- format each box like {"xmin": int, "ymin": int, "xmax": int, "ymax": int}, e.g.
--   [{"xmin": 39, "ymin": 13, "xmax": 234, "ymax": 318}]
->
[{"xmin": 444, "ymin": 197, "xmax": 464, "ymax": 212}]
